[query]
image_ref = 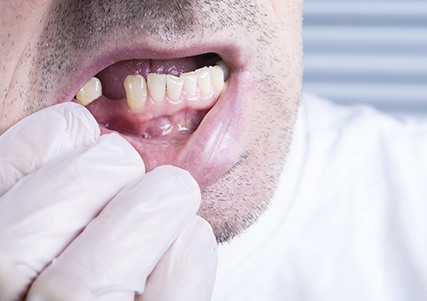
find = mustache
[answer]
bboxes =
[52,0,198,47]
[32,0,263,104]
[34,0,204,90]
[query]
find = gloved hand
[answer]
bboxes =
[0,103,218,301]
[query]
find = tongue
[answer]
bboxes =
[97,54,214,100]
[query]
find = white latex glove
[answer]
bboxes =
[0,103,218,301]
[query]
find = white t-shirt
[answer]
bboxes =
[213,93,427,301]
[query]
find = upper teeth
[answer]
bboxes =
[76,62,229,110]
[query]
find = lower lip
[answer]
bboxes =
[97,74,245,189]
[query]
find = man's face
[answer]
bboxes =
[0,0,303,242]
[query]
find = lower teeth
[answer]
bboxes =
[75,62,228,110]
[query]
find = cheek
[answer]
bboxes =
[0,1,55,133]
[259,0,303,21]
[0,1,51,30]
[0,1,53,57]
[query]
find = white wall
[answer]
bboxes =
[303,0,427,116]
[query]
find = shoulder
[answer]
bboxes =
[301,92,427,135]
[299,92,427,164]
[280,93,427,300]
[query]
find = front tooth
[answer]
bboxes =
[76,77,102,106]
[195,67,211,97]
[182,72,197,99]
[166,75,184,103]
[124,75,147,111]
[147,73,166,103]
[209,65,225,93]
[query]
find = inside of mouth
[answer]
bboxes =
[86,52,223,141]
[102,108,208,142]
[96,53,221,100]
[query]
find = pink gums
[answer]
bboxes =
[82,55,241,189]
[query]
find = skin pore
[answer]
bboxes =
[0,0,303,243]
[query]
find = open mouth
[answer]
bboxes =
[70,48,245,189]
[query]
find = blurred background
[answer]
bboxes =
[303,0,427,117]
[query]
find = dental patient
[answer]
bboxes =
[76,55,228,175]
[0,1,302,299]
[2,0,427,300]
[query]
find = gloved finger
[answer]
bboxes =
[26,166,201,301]
[0,133,144,301]
[0,102,100,196]
[137,216,218,301]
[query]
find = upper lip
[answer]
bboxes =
[59,40,249,189]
